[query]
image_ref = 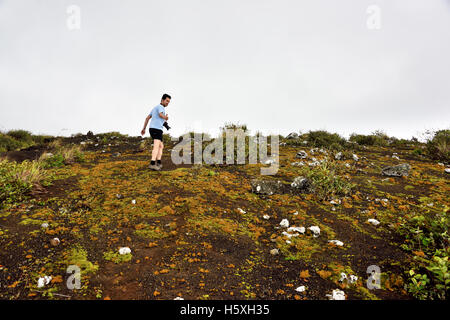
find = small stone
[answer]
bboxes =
[327,289,346,300]
[263,215,270,220]
[328,240,344,246]
[339,273,347,282]
[50,238,60,246]
[308,226,320,237]
[280,219,289,228]
[445,168,450,174]
[349,275,358,283]
[41,222,49,228]
[367,218,380,226]
[287,226,305,234]
[270,249,279,255]
[295,286,306,292]
[119,247,131,255]
[296,150,308,159]
[352,154,359,161]
[37,276,52,288]
[131,199,136,204]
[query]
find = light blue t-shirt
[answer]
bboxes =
[149,104,166,130]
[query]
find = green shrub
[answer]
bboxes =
[349,130,389,146]
[426,129,450,162]
[0,134,22,153]
[41,154,65,168]
[6,130,33,143]
[306,130,347,150]
[0,159,47,204]
[400,208,449,300]
[297,160,355,200]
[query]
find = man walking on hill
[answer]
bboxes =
[141,94,170,170]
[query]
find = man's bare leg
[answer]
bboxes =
[156,141,163,160]
[151,140,160,161]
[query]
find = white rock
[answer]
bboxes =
[352,154,359,161]
[287,226,305,234]
[263,215,270,220]
[308,226,320,237]
[280,219,289,228]
[270,248,279,255]
[295,286,306,292]
[349,275,358,283]
[392,155,400,160]
[119,247,131,255]
[328,240,344,246]
[345,163,351,168]
[367,219,380,226]
[237,208,246,214]
[330,199,341,205]
[293,211,299,216]
[282,231,295,239]
[438,162,444,166]
[286,240,292,244]
[445,168,450,174]
[339,273,347,282]
[41,222,49,228]
[174,297,184,300]
[327,289,346,300]
[131,199,136,204]
[37,276,52,288]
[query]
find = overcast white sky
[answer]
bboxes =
[1,0,449,139]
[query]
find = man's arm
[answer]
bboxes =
[141,114,151,135]
[159,112,168,121]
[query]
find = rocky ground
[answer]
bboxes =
[0,132,448,300]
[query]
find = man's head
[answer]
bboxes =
[161,93,171,107]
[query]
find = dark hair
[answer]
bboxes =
[161,93,171,100]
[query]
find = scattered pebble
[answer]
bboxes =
[131,199,136,204]
[367,218,380,226]
[237,208,246,214]
[339,273,347,282]
[352,154,359,161]
[328,240,344,246]
[37,276,52,288]
[50,238,60,246]
[41,223,49,228]
[119,247,131,255]
[174,297,184,300]
[327,289,346,300]
[295,286,306,293]
[287,226,305,234]
[270,249,279,255]
[445,168,450,174]
[308,226,320,237]
[280,219,289,228]
[263,215,270,220]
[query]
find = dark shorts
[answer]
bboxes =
[149,128,163,141]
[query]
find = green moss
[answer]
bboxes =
[64,246,99,275]
[356,286,380,300]
[103,250,132,263]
